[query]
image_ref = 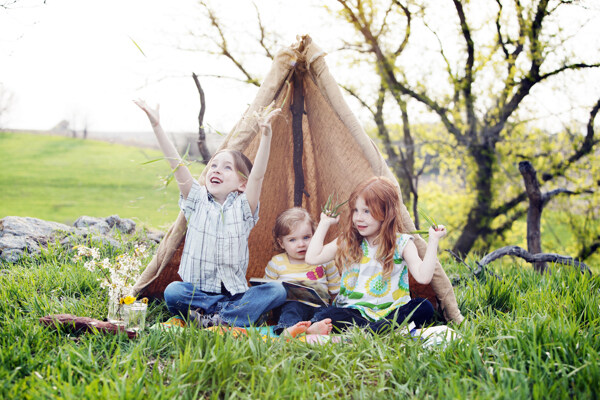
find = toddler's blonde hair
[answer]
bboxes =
[272,207,316,252]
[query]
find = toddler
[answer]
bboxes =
[264,207,340,336]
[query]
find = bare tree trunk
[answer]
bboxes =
[192,72,212,163]
[452,144,495,255]
[519,161,548,272]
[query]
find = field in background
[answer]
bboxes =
[0,132,205,230]
[1,131,597,269]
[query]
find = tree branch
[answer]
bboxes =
[452,0,476,137]
[192,73,212,163]
[336,0,464,142]
[578,236,600,261]
[542,95,600,181]
[200,1,261,87]
[253,2,274,60]
[391,0,411,55]
[445,249,502,281]
[479,245,591,275]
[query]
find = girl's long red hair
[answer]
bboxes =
[335,176,403,279]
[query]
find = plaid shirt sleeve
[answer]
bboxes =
[178,180,206,221]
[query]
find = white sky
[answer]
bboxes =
[1,0,599,135]
[0,0,344,133]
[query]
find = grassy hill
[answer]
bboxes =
[1,132,598,399]
[0,132,205,230]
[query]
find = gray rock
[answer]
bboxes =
[105,215,136,234]
[1,249,24,263]
[0,215,151,263]
[92,236,122,249]
[0,234,40,253]
[0,216,75,238]
[146,231,165,243]
[74,216,111,235]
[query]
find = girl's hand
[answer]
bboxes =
[133,99,160,127]
[428,224,447,241]
[319,212,340,227]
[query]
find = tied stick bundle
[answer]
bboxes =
[322,193,348,217]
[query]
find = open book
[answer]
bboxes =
[249,278,330,307]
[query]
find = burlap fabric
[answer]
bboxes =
[132,35,464,323]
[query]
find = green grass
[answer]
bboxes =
[1,240,598,399]
[1,133,598,398]
[0,132,204,230]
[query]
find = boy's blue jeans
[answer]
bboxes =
[164,281,287,327]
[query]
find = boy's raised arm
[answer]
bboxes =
[134,99,195,199]
[244,107,281,214]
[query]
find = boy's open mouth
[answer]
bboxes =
[210,177,222,184]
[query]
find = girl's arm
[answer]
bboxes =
[402,225,447,285]
[133,100,195,199]
[305,213,339,265]
[244,107,281,214]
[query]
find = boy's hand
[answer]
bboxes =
[133,99,160,127]
[428,225,447,241]
[319,212,340,227]
[257,107,281,137]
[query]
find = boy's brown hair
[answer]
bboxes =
[210,149,253,183]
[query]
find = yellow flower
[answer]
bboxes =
[121,295,136,305]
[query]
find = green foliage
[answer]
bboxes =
[1,239,599,399]
[372,120,600,267]
[0,132,204,229]
[338,0,600,258]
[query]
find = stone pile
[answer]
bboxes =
[0,215,164,263]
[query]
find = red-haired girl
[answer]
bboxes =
[305,176,447,333]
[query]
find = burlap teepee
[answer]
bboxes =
[132,35,464,323]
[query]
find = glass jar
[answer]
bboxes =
[124,301,148,332]
[107,297,125,326]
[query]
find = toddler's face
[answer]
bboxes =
[278,219,313,264]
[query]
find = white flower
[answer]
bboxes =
[83,261,96,272]
[101,258,111,269]
[90,248,100,260]
[76,245,147,307]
